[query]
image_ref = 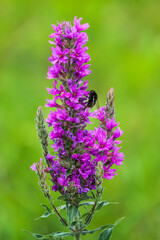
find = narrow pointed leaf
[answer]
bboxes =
[98,217,125,240]
[79,201,95,207]
[57,205,66,210]
[56,201,111,210]
[70,219,83,228]
[80,212,89,220]
[40,231,74,239]
[22,229,43,239]
[41,204,52,213]
[90,191,95,199]
[114,217,125,226]
[84,213,93,226]
[60,217,67,227]
[79,201,115,208]
[81,224,114,235]
[70,220,78,227]
[96,202,105,211]
[98,228,113,240]
[35,211,54,220]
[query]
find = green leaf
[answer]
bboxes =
[84,213,93,226]
[59,217,67,227]
[114,217,125,226]
[57,205,67,210]
[69,219,82,228]
[98,228,113,240]
[70,220,78,227]
[80,217,124,237]
[22,230,43,239]
[84,206,89,211]
[79,201,95,207]
[34,204,54,221]
[98,217,125,240]
[96,202,105,211]
[79,200,115,208]
[35,211,53,220]
[81,224,114,236]
[41,204,52,213]
[23,229,73,239]
[80,212,89,220]
[40,231,74,239]
[90,191,95,199]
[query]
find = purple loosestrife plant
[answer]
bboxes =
[27,17,125,240]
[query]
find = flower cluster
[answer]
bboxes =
[31,17,124,201]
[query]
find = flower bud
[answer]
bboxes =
[105,88,115,120]
[95,161,104,200]
[35,106,49,162]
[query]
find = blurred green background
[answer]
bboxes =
[1,0,160,239]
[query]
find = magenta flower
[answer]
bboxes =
[70,43,90,62]
[75,61,91,77]
[49,46,69,64]
[103,167,117,180]
[73,16,89,32]
[92,106,106,122]
[30,158,42,172]
[112,127,123,139]
[106,118,119,131]
[47,64,64,79]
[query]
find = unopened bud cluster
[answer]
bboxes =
[105,88,115,120]
[95,161,104,200]
[35,106,49,161]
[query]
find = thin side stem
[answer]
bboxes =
[50,201,68,226]
[48,196,76,233]
[78,202,97,232]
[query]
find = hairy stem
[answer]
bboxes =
[75,211,81,240]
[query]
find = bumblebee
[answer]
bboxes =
[86,90,98,108]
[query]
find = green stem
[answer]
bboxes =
[74,210,81,240]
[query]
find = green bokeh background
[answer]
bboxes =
[1,0,160,239]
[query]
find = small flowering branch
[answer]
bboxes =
[32,159,68,227]
[35,108,77,233]
[27,17,125,240]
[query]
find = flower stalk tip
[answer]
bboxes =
[35,106,49,161]
[105,87,115,120]
[96,161,104,200]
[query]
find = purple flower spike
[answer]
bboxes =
[32,17,124,198]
